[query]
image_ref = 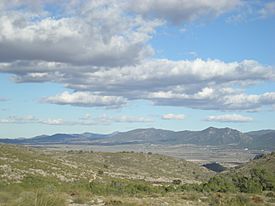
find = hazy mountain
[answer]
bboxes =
[95,128,177,145]
[0,132,109,145]
[109,127,274,149]
[183,127,253,146]
[95,127,253,146]
[0,127,274,149]
[245,130,275,137]
[249,131,275,149]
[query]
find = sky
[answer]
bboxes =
[0,0,275,138]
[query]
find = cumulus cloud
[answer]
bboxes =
[1,58,274,110]
[10,58,270,92]
[0,0,243,67]
[205,114,253,123]
[161,113,185,120]
[0,0,159,66]
[2,59,273,85]
[42,91,127,108]
[128,0,241,24]
[193,91,275,112]
[149,89,275,111]
[63,59,273,91]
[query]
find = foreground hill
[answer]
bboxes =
[0,144,274,206]
[0,144,212,185]
[0,144,214,206]
[1,127,274,150]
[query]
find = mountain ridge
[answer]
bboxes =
[1,127,274,149]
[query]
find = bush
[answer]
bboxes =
[98,170,104,175]
[89,178,163,196]
[203,176,237,193]
[172,179,182,185]
[246,179,262,193]
[199,167,275,194]
[266,191,275,197]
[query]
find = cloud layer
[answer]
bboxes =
[0,0,274,113]
[43,91,127,108]
[1,58,274,111]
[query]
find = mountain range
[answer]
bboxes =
[1,127,275,150]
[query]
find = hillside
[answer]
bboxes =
[230,152,275,179]
[1,144,275,206]
[247,131,275,149]
[198,152,275,194]
[0,144,216,206]
[0,144,212,185]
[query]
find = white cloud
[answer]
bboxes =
[42,91,127,108]
[1,58,274,110]
[161,113,185,120]
[0,0,243,67]
[47,58,272,94]
[39,119,66,125]
[128,0,241,24]
[0,0,160,66]
[205,114,253,123]
[150,89,275,111]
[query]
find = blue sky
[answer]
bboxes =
[0,0,275,138]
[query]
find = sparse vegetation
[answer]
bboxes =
[0,144,274,205]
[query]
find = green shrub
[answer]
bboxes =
[198,167,275,194]
[89,178,163,196]
[172,179,182,185]
[203,176,237,193]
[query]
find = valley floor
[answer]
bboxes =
[34,143,267,167]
